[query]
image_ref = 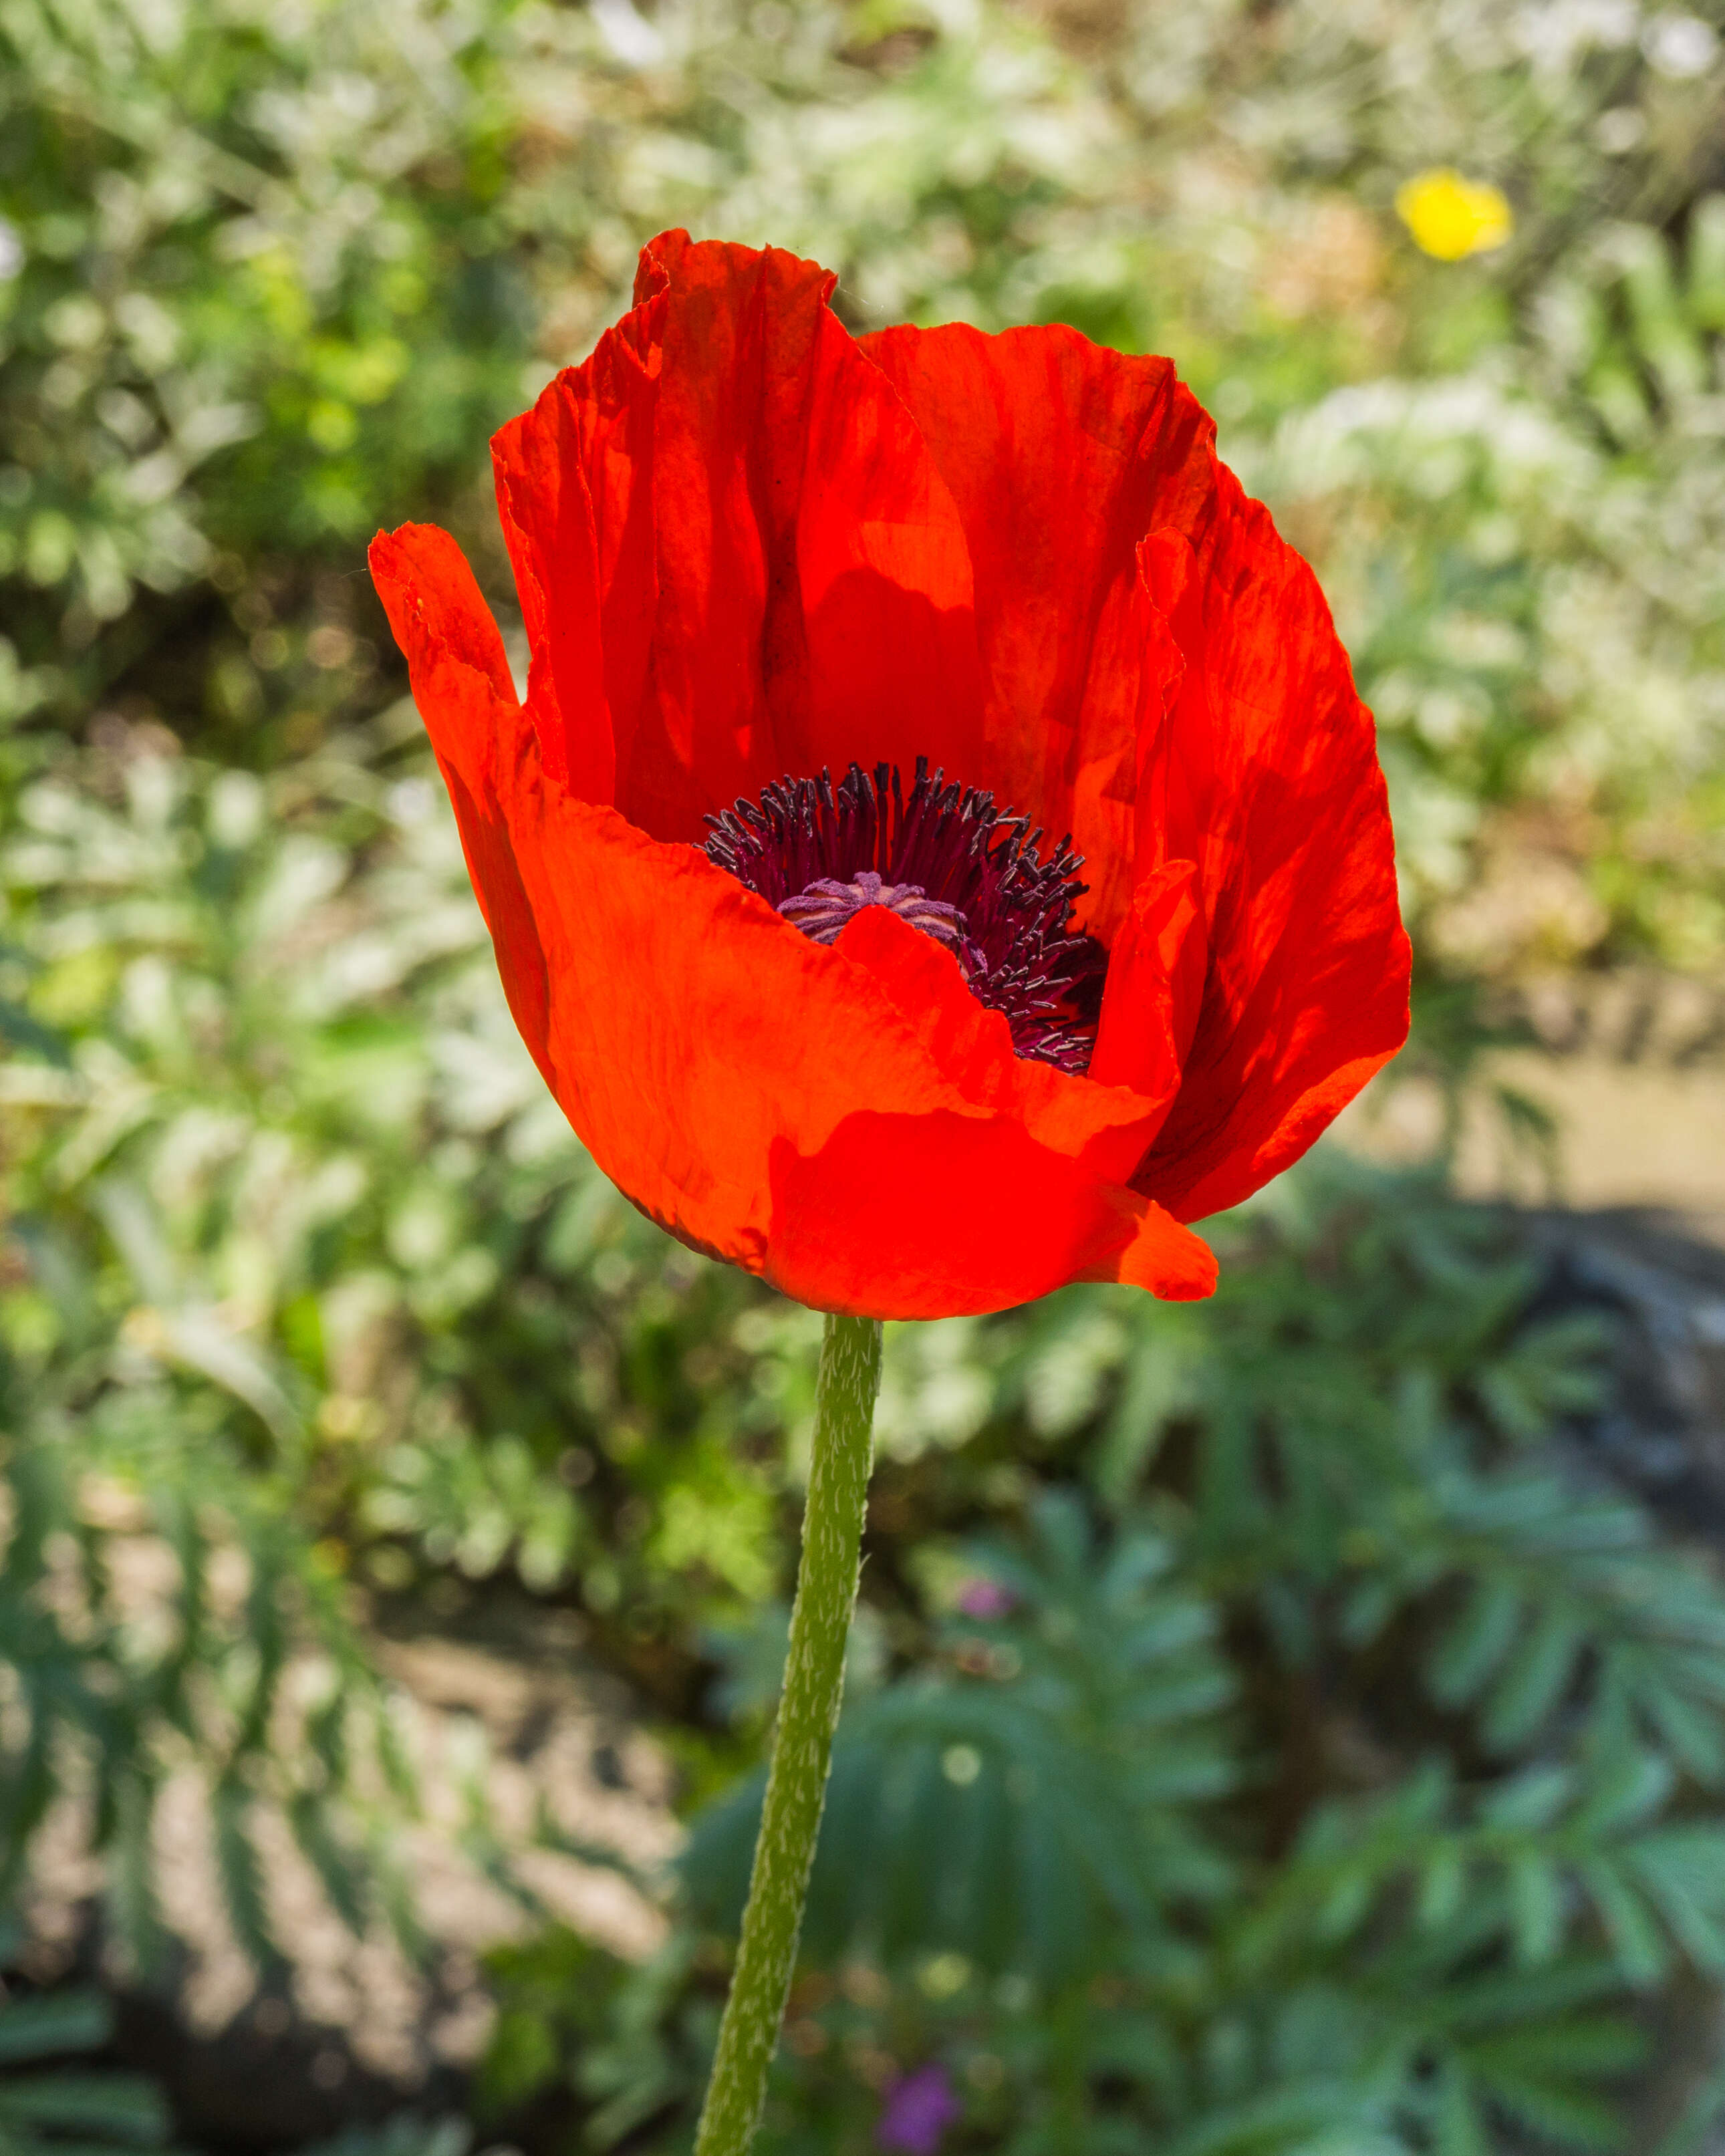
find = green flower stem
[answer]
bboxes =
[694,1310,884,2156]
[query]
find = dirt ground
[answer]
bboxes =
[19,1604,681,2147]
[1345,967,1725,1235]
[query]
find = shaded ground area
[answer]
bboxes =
[1351,966,1725,1534]
[1526,1208,1725,1538]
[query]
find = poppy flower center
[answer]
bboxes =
[704,759,1107,1073]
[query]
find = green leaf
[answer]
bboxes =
[1482,1609,1583,1751]
[0,2073,170,2143]
[0,1992,113,2065]
[214,1779,282,1975]
[1506,1855,1565,1966]
[1577,1859,1666,1992]
[1430,1581,1521,1709]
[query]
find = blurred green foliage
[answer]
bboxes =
[468,1182,1725,2154]
[3,0,1724,961]
[0,1933,172,2156]
[5,0,1725,2151]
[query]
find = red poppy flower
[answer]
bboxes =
[370,230,1410,1321]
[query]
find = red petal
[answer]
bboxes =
[491,375,616,805]
[863,320,1408,1217]
[493,231,988,844]
[1131,515,1411,1221]
[769,1113,1216,1315]
[1089,858,1206,1101]
[369,525,553,1086]
[857,321,1200,940]
[829,903,1175,1187]
[370,519,1214,1316]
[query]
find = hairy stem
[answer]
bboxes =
[692,1311,884,2156]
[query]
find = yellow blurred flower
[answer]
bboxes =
[1394,169,1514,261]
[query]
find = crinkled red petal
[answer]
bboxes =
[1127,516,1411,1222]
[857,319,1200,944]
[857,315,1410,1218]
[493,231,990,847]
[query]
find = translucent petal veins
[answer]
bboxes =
[704,759,1107,1073]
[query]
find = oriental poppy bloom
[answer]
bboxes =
[370,230,1410,1321]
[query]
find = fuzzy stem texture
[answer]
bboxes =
[692,1311,884,2156]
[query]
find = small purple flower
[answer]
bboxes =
[954,1578,1014,1621]
[877,2063,961,2156]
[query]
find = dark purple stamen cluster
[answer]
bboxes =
[704,759,1107,1072]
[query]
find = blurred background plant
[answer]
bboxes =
[5,0,1725,2151]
